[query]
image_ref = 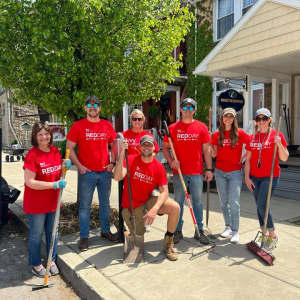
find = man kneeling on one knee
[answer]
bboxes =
[114,136,180,261]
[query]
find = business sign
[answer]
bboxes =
[218,89,245,112]
[21,122,31,131]
[48,123,66,141]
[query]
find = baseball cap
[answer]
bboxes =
[255,108,271,118]
[181,98,197,109]
[85,95,100,105]
[140,135,155,145]
[222,107,236,117]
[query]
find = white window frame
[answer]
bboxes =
[213,0,256,42]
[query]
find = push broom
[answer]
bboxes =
[32,149,70,290]
[246,107,283,266]
[163,121,215,260]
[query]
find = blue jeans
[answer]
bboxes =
[250,175,279,231]
[215,169,242,232]
[173,174,203,231]
[78,170,112,237]
[27,211,58,266]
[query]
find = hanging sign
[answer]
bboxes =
[21,122,31,131]
[218,89,245,112]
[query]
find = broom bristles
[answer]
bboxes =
[246,241,275,266]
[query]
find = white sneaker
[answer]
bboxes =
[220,226,232,238]
[230,231,239,243]
[144,224,151,232]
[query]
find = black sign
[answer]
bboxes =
[218,89,244,112]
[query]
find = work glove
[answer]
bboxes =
[53,180,67,189]
[63,159,71,169]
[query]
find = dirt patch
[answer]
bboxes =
[58,202,119,236]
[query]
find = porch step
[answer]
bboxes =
[242,168,300,201]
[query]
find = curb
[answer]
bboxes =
[10,202,131,300]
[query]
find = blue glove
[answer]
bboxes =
[53,180,67,189]
[63,159,71,169]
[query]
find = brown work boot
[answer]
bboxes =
[173,230,183,244]
[78,238,89,251]
[163,235,178,261]
[101,231,119,243]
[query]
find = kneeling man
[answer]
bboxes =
[114,135,180,261]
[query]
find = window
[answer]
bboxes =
[217,0,234,40]
[242,0,256,15]
[215,0,257,41]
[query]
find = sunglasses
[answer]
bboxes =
[86,103,99,108]
[131,118,142,122]
[255,116,269,122]
[182,106,195,111]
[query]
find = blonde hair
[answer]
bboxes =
[130,109,145,120]
[218,115,239,148]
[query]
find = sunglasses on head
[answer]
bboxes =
[182,106,195,111]
[131,117,142,121]
[86,103,99,108]
[255,116,269,122]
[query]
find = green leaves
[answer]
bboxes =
[0,0,192,122]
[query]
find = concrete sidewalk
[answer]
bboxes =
[2,154,300,300]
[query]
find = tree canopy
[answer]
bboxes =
[0,0,192,121]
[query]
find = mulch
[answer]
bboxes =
[58,202,119,236]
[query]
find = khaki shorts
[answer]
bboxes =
[122,195,168,236]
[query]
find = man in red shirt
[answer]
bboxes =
[67,96,117,251]
[162,98,213,244]
[114,135,180,261]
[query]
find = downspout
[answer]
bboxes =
[6,89,20,145]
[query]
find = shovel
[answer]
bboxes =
[123,149,145,263]
[32,149,70,291]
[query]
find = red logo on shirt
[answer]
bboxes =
[41,164,62,174]
[133,171,154,184]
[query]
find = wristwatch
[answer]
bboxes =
[111,162,116,166]
[206,168,213,172]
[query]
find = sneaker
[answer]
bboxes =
[101,231,119,243]
[144,224,151,232]
[32,267,47,278]
[194,229,209,245]
[173,231,183,244]
[50,263,59,276]
[220,226,232,238]
[258,234,268,243]
[163,236,178,261]
[230,231,239,243]
[264,236,278,250]
[78,238,89,251]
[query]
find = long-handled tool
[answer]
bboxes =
[32,149,70,291]
[163,121,215,259]
[246,107,283,266]
[203,108,217,240]
[123,149,145,263]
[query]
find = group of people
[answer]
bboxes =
[23,95,289,276]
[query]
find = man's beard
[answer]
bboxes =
[141,151,153,158]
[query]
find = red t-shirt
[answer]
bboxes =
[122,130,160,155]
[211,129,249,172]
[245,130,287,178]
[67,118,116,171]
[163,120,210,175]
[122,155,168,209]
[23,146,62,214]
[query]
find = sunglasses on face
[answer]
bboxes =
[255,116,269,122]
[86,103,99,108]
[131,118,142,122]
[182,106,195,111]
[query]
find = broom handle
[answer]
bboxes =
[206,108,212,227]
[262,108,283,244]
[44,149,70,286]
[125,149,136,236]
[163,121,199,235]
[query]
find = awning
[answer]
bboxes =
[193,0,300,83]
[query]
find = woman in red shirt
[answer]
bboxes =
[211,108,249,243]
[245,108,289,250]
[23,121,69,277]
